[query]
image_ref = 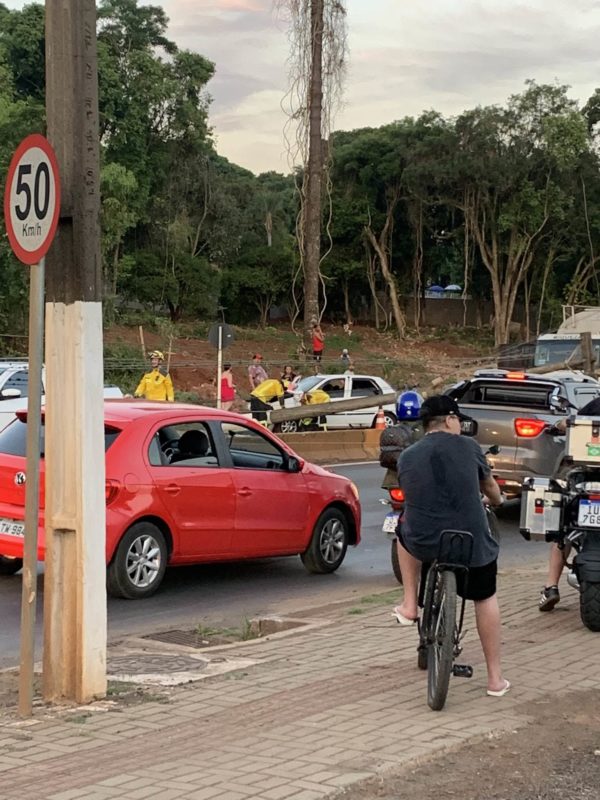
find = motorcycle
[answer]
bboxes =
[382,445,501,584]
[520,408,600,632]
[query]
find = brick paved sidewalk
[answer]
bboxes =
[1,568,598,800]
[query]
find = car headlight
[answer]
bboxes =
[349,481,360,500]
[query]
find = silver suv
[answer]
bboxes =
[446,370,600,498]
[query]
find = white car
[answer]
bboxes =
[0,360,123,431]
[272,373,397,433]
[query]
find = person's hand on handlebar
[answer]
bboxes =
[546,419,567,436]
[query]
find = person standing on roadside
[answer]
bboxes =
[220,363,235,411]
[134,350,174,402]
[312,323,325,363]
[281,364,298,390]
[248,353,268,391]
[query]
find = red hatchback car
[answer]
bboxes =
[0,401,361,598]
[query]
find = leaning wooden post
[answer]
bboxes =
[43,0,107,703]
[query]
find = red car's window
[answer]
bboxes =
[220,422,286,471]
[0,418,121,457]
[150,422,218,468]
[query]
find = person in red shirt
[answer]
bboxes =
[312,323,325,362]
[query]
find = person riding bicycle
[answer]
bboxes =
[539,395,600,611]
[392,395,510,697]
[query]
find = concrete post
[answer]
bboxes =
[43,0,107,703]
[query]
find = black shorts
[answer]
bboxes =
[396,530,497,601]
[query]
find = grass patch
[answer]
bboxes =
[347,589,400,615]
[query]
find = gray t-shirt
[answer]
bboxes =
[397,432,498,567]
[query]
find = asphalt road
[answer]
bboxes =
[0,462,547,669]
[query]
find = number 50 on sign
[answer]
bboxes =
[3,133,61,265]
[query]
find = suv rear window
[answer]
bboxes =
[0,419,121,457]
[455,381,554,409]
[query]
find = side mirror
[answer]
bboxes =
[0,389,21,400]
[287,455,304,473]
[460,419,478,437]
[549,389,572,414]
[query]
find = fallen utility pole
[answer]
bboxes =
[269,392,399,424]
[43,0,107,703]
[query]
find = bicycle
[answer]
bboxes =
[416,530,474,711]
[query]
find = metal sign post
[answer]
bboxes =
[3,133,61,716]
[208,322,234,411]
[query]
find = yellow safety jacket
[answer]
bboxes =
[250,379,285,404]
[303,389,330,405]
[135,369,174,402]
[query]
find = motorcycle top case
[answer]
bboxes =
[520,477,564,541]
[565,416,600,464]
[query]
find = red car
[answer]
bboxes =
[0,401,361,598]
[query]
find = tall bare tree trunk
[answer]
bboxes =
[303,0,324,348]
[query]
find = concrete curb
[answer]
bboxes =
[280,428,382,464]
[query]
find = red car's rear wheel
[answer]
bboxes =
[107,522,167,599]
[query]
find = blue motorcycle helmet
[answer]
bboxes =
[396,390,423,420]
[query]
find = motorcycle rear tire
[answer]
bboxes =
[390,539,403,584]
[579,581,600,632]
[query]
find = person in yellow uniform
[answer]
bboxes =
[299,388,330,430]
[134,350,174,402]
[250,378,285,422]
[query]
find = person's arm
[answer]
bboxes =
[134,375,146,398]
[165,374,174,402]
[248,366,255,390]
[480,473,503,507]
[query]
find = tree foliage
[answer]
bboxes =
[1,1,600,346]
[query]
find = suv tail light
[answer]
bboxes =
[389,488,405,503]
[514,418,546,438]
[105,479,121,505]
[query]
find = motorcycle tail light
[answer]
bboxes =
[389,488,405,503]
[514,418,546,438]
[105,479,120,505]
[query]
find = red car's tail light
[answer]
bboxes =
[105,479,121,505]
[514,418,546,438]
[389,488,405,503]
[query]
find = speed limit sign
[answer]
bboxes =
[3,133,61,265]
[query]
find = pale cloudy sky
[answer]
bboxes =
[5,1,600,173]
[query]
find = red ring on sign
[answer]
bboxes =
[3,133,61,265]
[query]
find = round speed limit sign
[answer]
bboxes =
[3,133,61,265]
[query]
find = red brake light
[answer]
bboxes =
[389,488,405,503]
[506,372,526,380]
[514,418,546,438]
[105,479,120,505]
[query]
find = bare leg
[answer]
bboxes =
[546,542,569,586]
[394,541,421,620]
[474,595,505,692]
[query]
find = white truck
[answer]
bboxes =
[534,306,600,368]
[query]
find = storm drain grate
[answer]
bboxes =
[141,630,235,649]
[142,618,307,650]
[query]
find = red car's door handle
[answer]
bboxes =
[238,488,252,497]
[163,484,181,496]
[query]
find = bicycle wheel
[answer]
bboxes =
[427,569,457,711]
[417,566,436,671]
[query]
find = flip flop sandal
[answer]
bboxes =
[487,680,511,697]
[392,607,417,626]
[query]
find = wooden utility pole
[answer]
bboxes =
[43,0,107,702]
[303,0,324,350]
[581,332,596,376]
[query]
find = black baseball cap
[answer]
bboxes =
[420,394,472,423]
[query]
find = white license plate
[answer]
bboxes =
[577,500,600,527]
[0,519,25,537]
[382,512,399,534]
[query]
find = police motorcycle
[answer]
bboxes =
[520,392,600,632]
[381,392,499,583]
